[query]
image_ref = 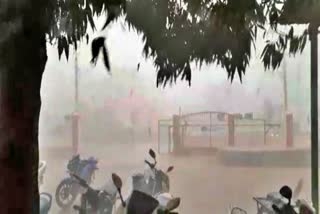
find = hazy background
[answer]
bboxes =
[39,16,312,146]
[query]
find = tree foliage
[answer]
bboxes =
[46,0,317,87]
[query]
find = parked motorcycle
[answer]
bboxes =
[112,173,180,214]
[230,179,315,214]
[71,173,116,214]
[55,155,99,208]
[38,160,52,214]
[132,149,174,197]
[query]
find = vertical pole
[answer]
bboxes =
[263,120,266,145]
[227,114,235,147]
[282,57,288,143]
[72,113,79,155]
[158,120,160,154]
[310,24,319,214]
[75,51,79,109]
[168,126,171,153]
[73,50,79,155]
[209,113,212,147]
[286,113,293,148]
[283,57,288,113]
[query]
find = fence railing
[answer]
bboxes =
[158,112,286,154]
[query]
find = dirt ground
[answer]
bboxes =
[40,141,311,214]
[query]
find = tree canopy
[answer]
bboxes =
[47,0,317,87]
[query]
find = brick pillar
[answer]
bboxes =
[286,113,293,148]
[172,115,182,153]
[227,114,235,147]
[72,112,80,155]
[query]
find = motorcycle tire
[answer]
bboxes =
[55,178,78,208]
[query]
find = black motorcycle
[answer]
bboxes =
[72,173,116,214]
[55,155,99,208]
[132,149,174,197]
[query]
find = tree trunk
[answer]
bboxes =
[0,1,48,213]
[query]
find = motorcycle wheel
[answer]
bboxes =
[55,178,78,208]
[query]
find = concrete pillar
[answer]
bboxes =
[72,112,80,155]
[286,113,293,148]
[227,114,235,147]
[172,115,182,153]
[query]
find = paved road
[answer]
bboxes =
[40,143,311,214]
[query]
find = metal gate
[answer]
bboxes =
[157,112,281,154]
[180,111,228,148]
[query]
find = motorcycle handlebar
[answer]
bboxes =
[144,160,156,169]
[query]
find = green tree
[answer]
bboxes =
[0,0,319,213]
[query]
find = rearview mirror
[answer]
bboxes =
[112,173,126,207]
[279,185,292,203]
[166,197,181,211]
[149,149,156,159]
[112,173,122,190]
[167,166,174,173]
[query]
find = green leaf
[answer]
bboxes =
[102,45,111,71]
[288,27,294,39]
[61,36,69,60]
[86,8,96,31]
[58,36,64,60]
[300,34,307,53]
[86,34,89,45]
[91,37,106,65]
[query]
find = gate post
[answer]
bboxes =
[72,112,80,155]
[227,114,235,147]
[172,115,182,154]
[286,113,293,148]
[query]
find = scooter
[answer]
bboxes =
[38,161,52,214]
[230,179,315,214]
[271,182,315,214]
[112,173,180,214]
[55,155,99,208]
[131,149,174,197]
[71,173,116,214]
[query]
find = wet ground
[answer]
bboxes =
[40,142,311,214]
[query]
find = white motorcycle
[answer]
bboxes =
[131,149,174,197]
[111,173,180,214]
